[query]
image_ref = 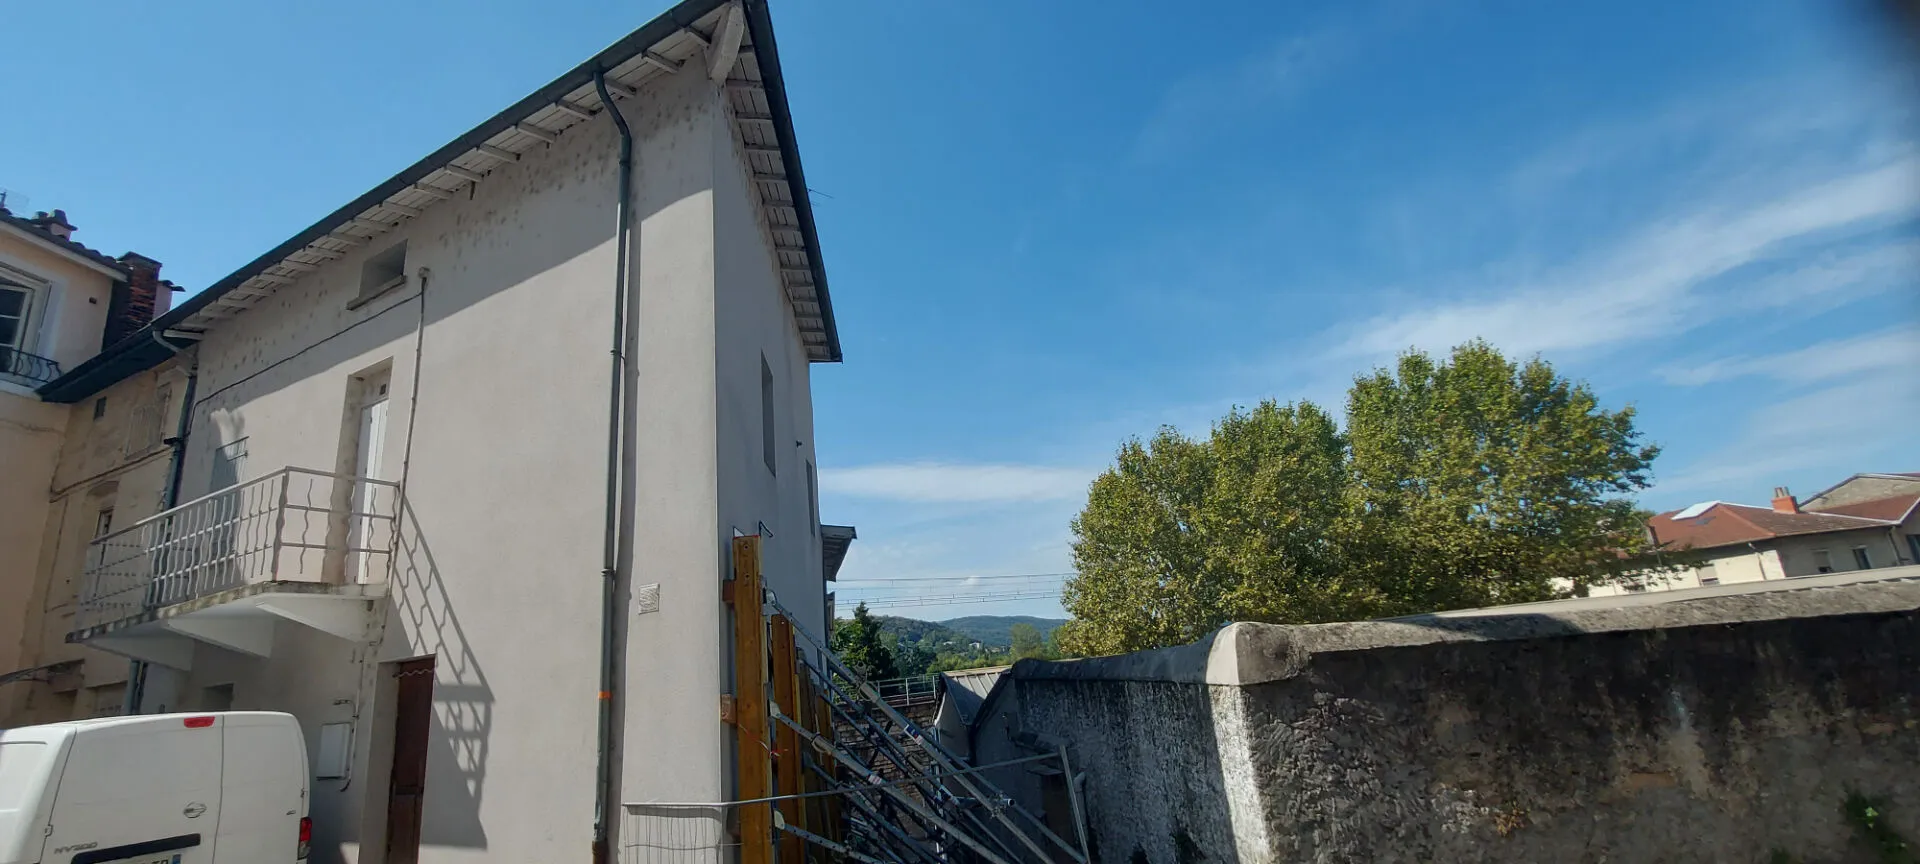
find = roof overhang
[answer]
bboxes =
[821,524,857,581]
[39,0,839,404]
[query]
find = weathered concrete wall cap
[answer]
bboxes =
[1016,574,1920,687]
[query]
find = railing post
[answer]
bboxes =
[270,468,290,582]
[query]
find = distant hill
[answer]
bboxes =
[939,616,1068,648]
[874,616,970,649]
[872,615,1068,649]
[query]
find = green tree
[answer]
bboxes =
[1344,341,1659,614]
[891,638,935,677]
[831,602,898,680]
[1008,622,1058,661]
[1059,341,1659,656]
[1060,401,1357,655]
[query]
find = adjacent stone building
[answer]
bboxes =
[0,205,181,720]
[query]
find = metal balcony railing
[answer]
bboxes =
[76,467,401,633]
[865,674,941,708]
[0,346,60,387]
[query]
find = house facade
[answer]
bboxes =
[1593,474,1920,597]
[0,206,180,719]
[4,1,849,862]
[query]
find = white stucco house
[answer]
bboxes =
[1592,474,1920,597]
[18,1,850,861]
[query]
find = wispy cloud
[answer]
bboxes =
[1652,370,1920,499]
[1129,24,1350,164]
[1660,326,1920,386]
[821,462,1094,504]
[1337,155,1920,360]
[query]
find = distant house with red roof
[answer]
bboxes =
[1590,472,1920,596]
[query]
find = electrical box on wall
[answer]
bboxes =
[316,721,353,780]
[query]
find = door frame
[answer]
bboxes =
[362,654,435,864]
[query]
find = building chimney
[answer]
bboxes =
[103,252,165,348]
[1771,486,1800,514]
[27,209,76,240]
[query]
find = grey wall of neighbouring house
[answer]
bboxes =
[976,582,1920,864]
[1804,476,1920,510]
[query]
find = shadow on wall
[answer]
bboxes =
[388,498,492,851]
[619,804,731,864]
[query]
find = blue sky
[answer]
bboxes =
[7,0,1917,620]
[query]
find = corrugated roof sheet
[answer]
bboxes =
[938,666,1008,726]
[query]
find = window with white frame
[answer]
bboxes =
[0,280,30,352]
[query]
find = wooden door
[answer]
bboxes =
[385,657,435,864]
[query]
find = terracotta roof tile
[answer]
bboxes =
[0,207,130,275]
[1650,502,1896,552]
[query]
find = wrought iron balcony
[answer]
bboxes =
[0,345,60,387]
[72,467,400,663]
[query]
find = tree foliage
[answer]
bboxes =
[831,602,898,680]
[1059,342,1660,656]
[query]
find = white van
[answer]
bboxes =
[0,712,309,864]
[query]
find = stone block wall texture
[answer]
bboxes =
[1009,608,1920,863]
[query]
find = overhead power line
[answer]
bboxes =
[839,580,1067,595]
[837,571,1074,585]
[852,590,1063,610]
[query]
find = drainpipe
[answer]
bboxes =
[591,68,634,864]
[122,329,201,715]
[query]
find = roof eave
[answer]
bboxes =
[39,0,840,403]
[741,0,840,362]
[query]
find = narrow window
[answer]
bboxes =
[1853,546,1873,570]
[149,383,172,445]
[1908,534,1920,564]
[761,355,776,476]
[807,461,818,536]
[1812,549,1833,574]
[94,508,114,538]
[93,397,107,419]
[0,283,28,351]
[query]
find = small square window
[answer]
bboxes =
[349,241,407,310]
